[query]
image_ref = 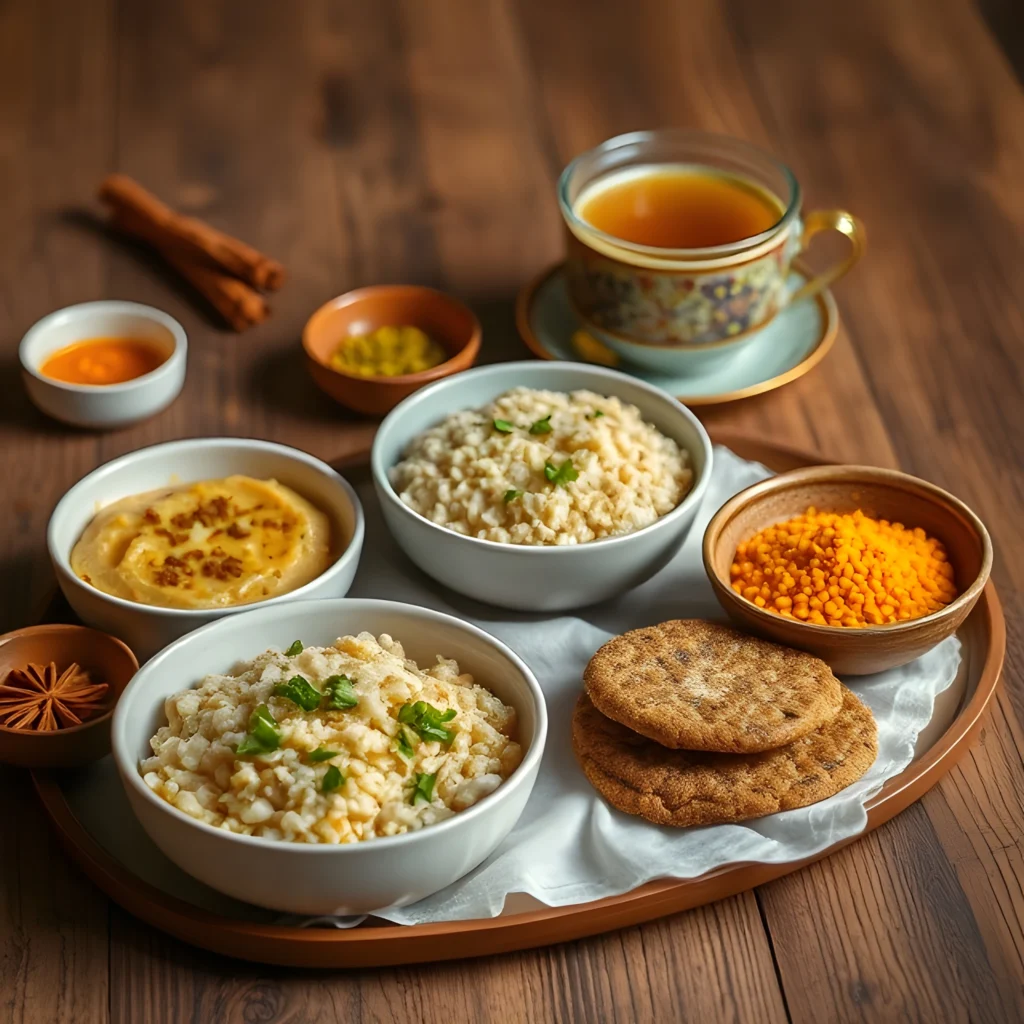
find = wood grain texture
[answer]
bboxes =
[0,0,1022,1021]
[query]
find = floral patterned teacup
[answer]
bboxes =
[559,131,864,374]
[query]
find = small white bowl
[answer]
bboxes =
[112,598,547,916]
[371,361,713,611]
[48,438,365,660]
[20,300,187,429]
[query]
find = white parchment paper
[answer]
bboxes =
[341,446,960,925]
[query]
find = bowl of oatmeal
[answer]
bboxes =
[372,362,713,610]
[112,598,545,916]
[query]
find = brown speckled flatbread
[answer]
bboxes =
[572,687,877,828]
[584,620,843,754]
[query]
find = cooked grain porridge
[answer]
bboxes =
[140,633,523,843]
[389,388,692,545]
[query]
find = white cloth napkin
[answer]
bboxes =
[337,445,960,925]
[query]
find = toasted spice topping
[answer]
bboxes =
[171,496,231,530]
[201,555,244,580]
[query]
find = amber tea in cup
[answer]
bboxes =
[558,130,864,373]
[575,166,785,250]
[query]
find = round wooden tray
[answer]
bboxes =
[30,435,1006,968]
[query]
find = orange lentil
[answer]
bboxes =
[730,506,957,627]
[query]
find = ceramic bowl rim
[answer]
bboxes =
[46,437,366,621]
[302,285,482,387]
[19,300,188,395]
[370,360,714,556]
[0,623,139,738]
[111,597,548,855]
[702,464,994,636]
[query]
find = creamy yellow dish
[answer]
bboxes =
[71,475,333,610]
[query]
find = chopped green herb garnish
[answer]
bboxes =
[493,418,515,433]
[284,640,304,657]
[503,489,523,503]
[393,724,418,761]
[235,704,280,756]
[307,746,339,763]
[411,771,436,805]
[322,765,344,793]
[273,675,322,712]
[544,458,578,488]
[587,409,605,419]
[397,701,457,744]
[323,674,358,710]
[528,415,552,435]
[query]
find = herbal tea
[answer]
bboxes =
[575,166,783,249]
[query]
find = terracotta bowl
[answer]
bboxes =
[303,285,481,416]
[0,624,139,768]
[702,465,993,675]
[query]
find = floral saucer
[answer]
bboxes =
[515,262,838,405]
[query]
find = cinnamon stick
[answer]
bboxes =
[99,174,286,291]
[110,208,270,332]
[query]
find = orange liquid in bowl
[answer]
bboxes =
[39,337,168,386]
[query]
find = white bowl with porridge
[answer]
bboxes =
[372,362,713,610]
[111,598,546,915]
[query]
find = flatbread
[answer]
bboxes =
[584,619,842,753]
[572,687,877,828]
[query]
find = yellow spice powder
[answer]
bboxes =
[730,507,957,627]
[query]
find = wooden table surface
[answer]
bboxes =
[2,1,1023,1021]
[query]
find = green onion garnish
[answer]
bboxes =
[529,415,552,435]
[411,772,436,805]
[393,724,418,761]
[235,704,280,756]
[273,675,322,712]
[587,410,605,419]
[397,701,457,744]
[284,640,304,657]
[544,458,578,488]
[493,419,515,433]
[323,674,358,710]
[503,489,523,503]
[322,765,344,793]
[307,747,339,763]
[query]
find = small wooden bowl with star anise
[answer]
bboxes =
[0,624,138,767]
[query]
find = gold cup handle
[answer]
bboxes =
[790,209,866,303]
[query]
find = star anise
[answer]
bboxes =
[0,661,110,731]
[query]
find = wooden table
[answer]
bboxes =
[2,1,1022,1020]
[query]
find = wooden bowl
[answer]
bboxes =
[702,465,992,675]
[303,285,481,416]
[0,624,138,767]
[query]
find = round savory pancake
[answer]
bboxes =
[583,619,842,753]
[572,687,877,828]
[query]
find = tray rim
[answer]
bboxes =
[30,434,1007,968]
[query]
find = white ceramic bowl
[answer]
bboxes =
[112,598,547,916]
[371,361,714,611]
[48,438,364,661]
[20,301,187,429]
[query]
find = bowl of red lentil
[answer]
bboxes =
[702,465,992,674]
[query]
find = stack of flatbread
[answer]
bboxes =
[574,620,878,827]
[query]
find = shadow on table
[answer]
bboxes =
[0,356,63,433]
